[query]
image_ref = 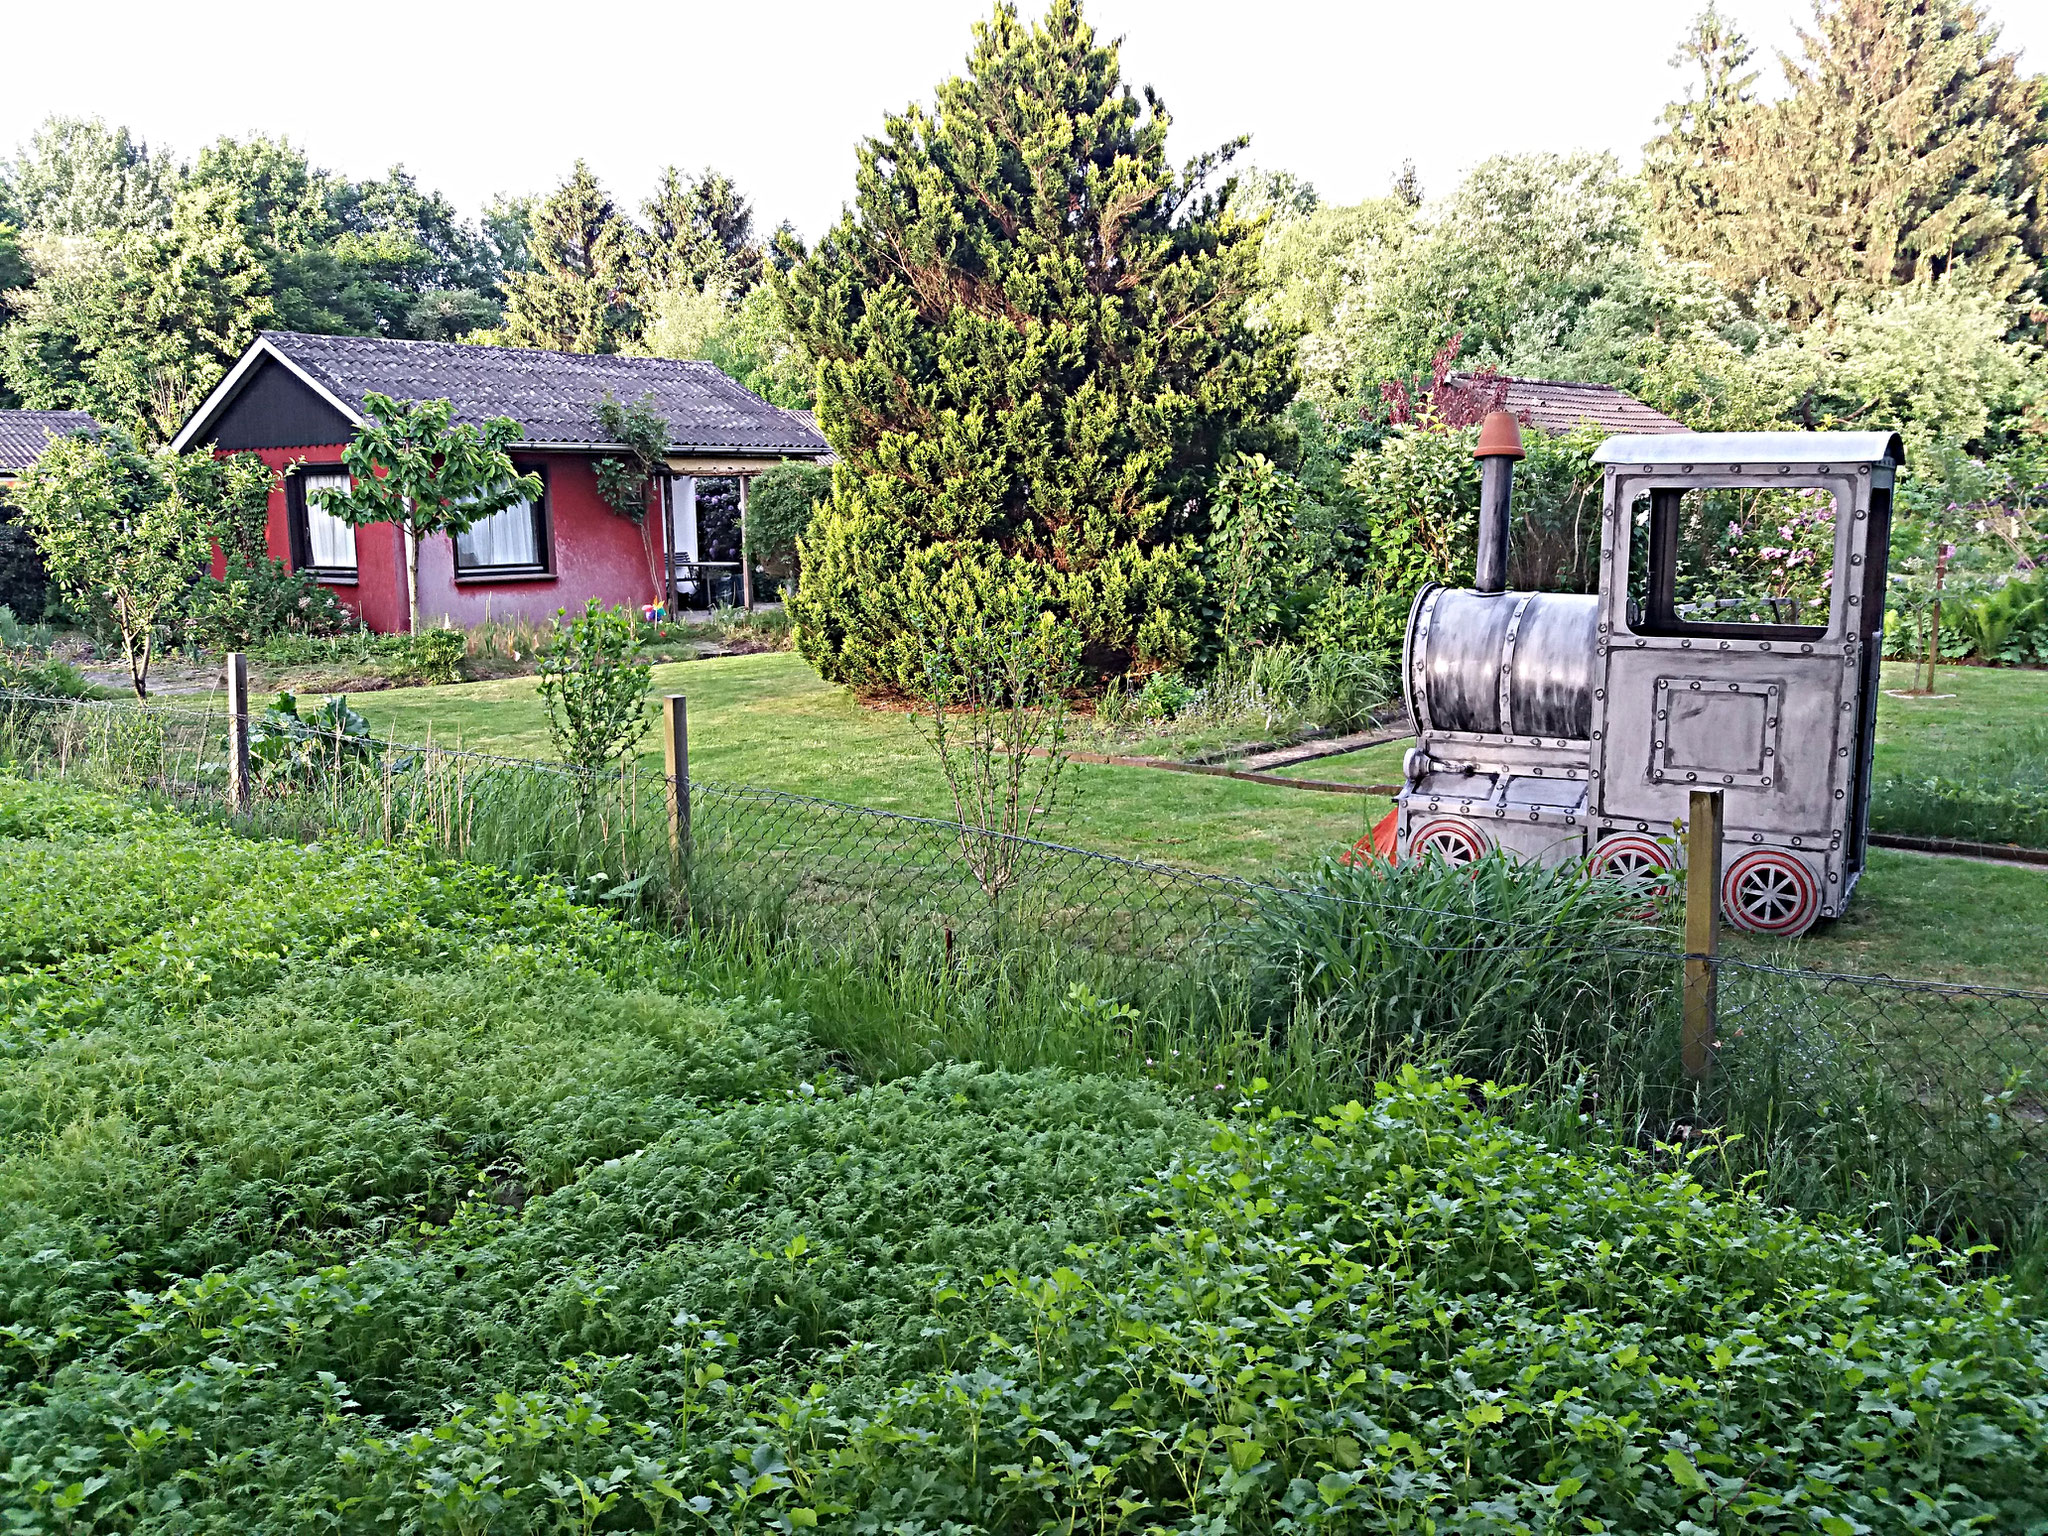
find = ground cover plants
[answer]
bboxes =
[1,776,2046,1531]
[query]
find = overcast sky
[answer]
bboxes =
[8,0,2045,241]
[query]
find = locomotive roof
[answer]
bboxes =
[1592,431,1905,468]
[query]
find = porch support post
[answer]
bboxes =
[738,473,754,611]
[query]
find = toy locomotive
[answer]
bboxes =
[1392,414,1905,936]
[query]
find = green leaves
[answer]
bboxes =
[8,429,258,696]
[309,391,540,633]
[780,0,1292,690]
[536,599,653,779]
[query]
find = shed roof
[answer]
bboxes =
[1448,373,1687,437]
[172,332,829,458]
[0,410,102,473]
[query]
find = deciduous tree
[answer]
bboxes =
[11,431,272,696]
[310,392,541,634]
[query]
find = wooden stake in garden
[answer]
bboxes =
[1683,789,1723,1082]
[664,694,690,859]
[226,651,250,815]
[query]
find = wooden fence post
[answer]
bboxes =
[226,651,250,814]
[664,694,690,859]
[1682,788,1723,1082]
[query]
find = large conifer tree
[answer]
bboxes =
[778,0,1292,693]
[1646,0,2047,323]
[499,162,641,353]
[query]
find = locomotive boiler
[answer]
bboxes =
[1392,414,1904,936]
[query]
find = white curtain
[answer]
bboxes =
[302,471,356,571]
[456,495,540,570]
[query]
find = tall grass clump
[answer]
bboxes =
[1245,848,1678,1085]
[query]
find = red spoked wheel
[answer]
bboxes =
[1343,808,1402,867]
[1722,849,1821,935]
[1407,817,1491,867]
[1587,832,1676,920]
[1587,833,1675,882]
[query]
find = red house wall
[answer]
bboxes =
[239,447,664,634]
[416,453,665,630]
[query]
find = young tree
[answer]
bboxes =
[10,431,272,696]
[777,0,1292,694]
[310,392,541,634]
[498,162,641,353]
[910,594,1083,903]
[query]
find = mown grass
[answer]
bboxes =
[3,777,2046,1534]
[348,652,1385,877]
[341,652,2046,987]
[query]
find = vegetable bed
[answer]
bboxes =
[1,778,2044,1533]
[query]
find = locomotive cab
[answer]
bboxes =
[1394,421,1903,936]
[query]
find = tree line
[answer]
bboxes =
[0,126,803,444]
[3,0,2043,691]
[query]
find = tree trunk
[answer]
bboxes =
[404,523,421,635]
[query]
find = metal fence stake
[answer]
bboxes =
[664,694,690,858]
[226,652,250,815]
[1683,788,1723,1082]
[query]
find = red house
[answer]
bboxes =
[170,331,829,633]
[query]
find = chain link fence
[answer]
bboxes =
[2,684,2043,1247]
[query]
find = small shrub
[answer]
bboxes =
[247,691,384,785]
[537,599,653,778]
[183,555,352,651]
[745,460,832,578]
[394,625,466,686]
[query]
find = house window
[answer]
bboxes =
[455,464,552,578]
[289,468,358,580]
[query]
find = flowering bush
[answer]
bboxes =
[1682,487,1837,626]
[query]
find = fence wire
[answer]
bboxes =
[2,685,2044,1244]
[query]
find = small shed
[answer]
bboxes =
[170,333,829,631]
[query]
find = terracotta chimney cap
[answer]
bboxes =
[1474,411,1526,460]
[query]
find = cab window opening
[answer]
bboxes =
[1624,484,1837,638]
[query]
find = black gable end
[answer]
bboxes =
[205,358,356,451]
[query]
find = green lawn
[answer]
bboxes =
[352,653,1385,878]
[1872,660,2047,779]
[348,652,2046,986]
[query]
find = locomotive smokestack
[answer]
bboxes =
[1472,411,1525,595]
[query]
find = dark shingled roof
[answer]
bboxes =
[1449,373,1687,437]
[0,410,102,472]
[260,331,828,456]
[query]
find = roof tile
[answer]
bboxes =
[0,410,102,472]
[261,332,828,456]
[1449,373,1687,437]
